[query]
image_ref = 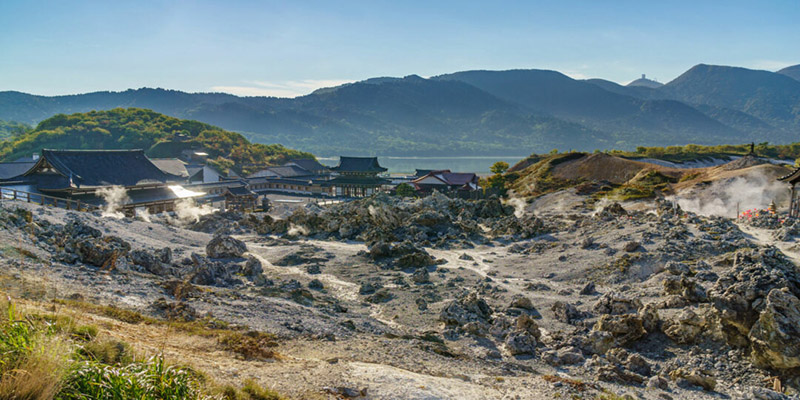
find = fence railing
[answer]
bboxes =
[0,187,99,212]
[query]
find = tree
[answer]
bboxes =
[395,183,415,197]
[490,161,509,175]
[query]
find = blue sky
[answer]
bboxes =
[1,0,797,97]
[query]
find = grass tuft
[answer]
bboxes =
[218,331,279,360]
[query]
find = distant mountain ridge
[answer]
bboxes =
[1,63,798,156]
[627,74,663,88]
[778,64,800,81]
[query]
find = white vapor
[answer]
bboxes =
[211,79,353,98]
[96,186,129,219]
[668,171,789,218]
[172,199,215,223]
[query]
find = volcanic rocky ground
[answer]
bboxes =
[1,191,800,399]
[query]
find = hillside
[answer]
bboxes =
[659,64,800,136]
[434,70,743,148]
[626,75,663,88]
[778,64,800,81]
[0,119,31,140]
[188,75,605,156]
[1,63,800,156]
[0,108,314,175]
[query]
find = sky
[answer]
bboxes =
[1,0,798,97]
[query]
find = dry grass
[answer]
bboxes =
[0,336,68,400]
[0,293,291,400]
[218,331,280,360]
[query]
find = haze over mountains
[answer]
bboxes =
[1,63,799,157]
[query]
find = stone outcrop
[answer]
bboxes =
[206,235,247,259]
[748,288,800,370]
[709,248,800,347]
[439,292,493,327]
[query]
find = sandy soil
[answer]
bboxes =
[0,195,796,399]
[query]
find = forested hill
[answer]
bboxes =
[1,63,799,156]
[0,108,314,175]
[0,120,31,140]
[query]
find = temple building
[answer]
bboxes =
[412,170,480,193]
[223,185,258,212]
[778,167,800,217]
[329,156,388,197]
[0,149,202,214]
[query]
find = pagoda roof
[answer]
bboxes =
[778,166,800,184]
[330,156,387,173]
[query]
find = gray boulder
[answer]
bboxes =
[75,236,131,267]
[206,235,247,259]
[748,288,800,370]
[129,249,166,275]
[504,331,537,355]
[439,292,493,327]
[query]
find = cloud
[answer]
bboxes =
[211,79,353,98]
[562,71,589,80]
[747,60,795,71]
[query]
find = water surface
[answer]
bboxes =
[318,156,525,174]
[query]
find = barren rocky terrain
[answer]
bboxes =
[1,185,800,399]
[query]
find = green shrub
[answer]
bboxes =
[218,331,278,360]
[58,356,201,400]
[241,379,285,400]
[0,300,287,400]
[77,338,134,365]
[0,302,35,369]
[70,324,99,341]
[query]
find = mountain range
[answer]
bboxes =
[1,63,799,156]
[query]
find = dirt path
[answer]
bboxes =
[736,222,800,264]
[427,247,528,297]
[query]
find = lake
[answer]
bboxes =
[317,156,526,175]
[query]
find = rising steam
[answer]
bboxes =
[668,171,789,218]
[503,190,527,218]
[172,199,215,223]
[96,186,129,219]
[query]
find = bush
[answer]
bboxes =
[0,303,68,399]
[58,356,201,400]
[77,338,134,365]
[241,379,285,400]
[218,331,278,360]
[0,299,287,400]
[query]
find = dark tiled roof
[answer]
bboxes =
[225,186,257,196]
[414,169,435,177]
[68,186,203,207]
[186,165,204,180]
[247,176,328,185]
[439,172,479,186]
[12,155,39,163]
[150,158,190,178]
[330,157,387,173]
[329,176,389,185]
[248,165,314,179]
[28,149,177,188]
[413,170,478,186]
[286,158,327,173]
[0,162,36,180]
[778,167,800,183]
